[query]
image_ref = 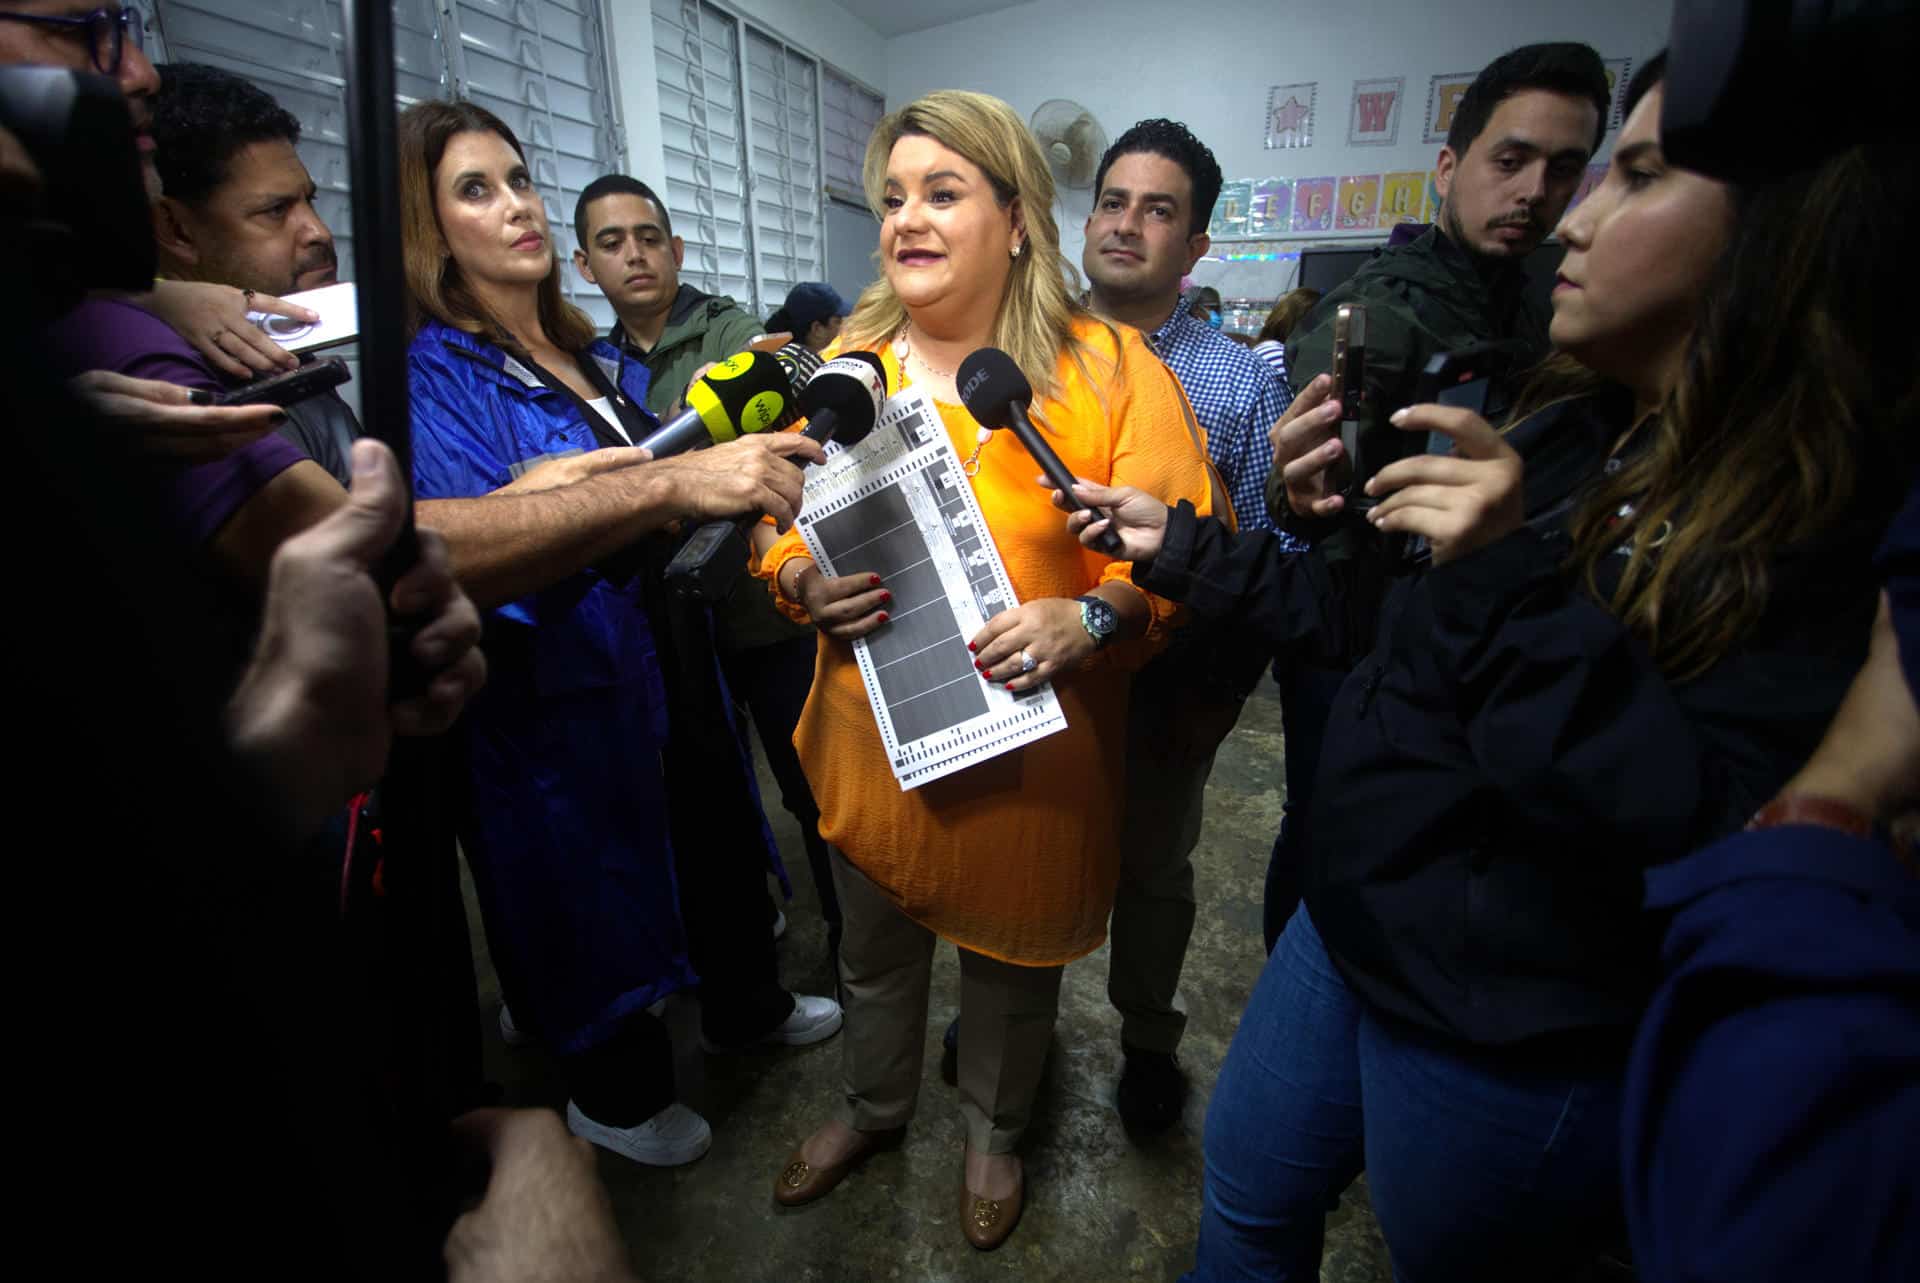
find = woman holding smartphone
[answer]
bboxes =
[1063,56,1915,1280]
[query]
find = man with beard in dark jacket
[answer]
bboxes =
[1261,42,1611,947]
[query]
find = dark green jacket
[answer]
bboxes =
[1273,227,1550,667]
[612,283,767,418]
[1280,227,1549,505]
[612,284,806,653]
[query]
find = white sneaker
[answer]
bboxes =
[773,908,788,941]
[702,993,843,1052]
[566,1100,712,1167]
[498,1003,531,1048]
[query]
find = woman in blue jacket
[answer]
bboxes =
[1061,59,1915,1280]
[396,99,841,1168]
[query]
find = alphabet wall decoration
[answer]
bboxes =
[1424,71,1476,144]
[1266,82,1317,149]
[1349,77,1405,146]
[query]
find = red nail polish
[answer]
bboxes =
[974,660,984,671]
[880,591,892,605]
[967,641,977,652]
[1005,682,1016,691]
[877,611,890,623]
[869,575,882,587]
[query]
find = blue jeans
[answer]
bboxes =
[1263,661,1347,951]
[1186,906,1626,1282]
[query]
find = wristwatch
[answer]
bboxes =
[1075,595,1119,649]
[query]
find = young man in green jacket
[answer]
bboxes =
[1262,43,1611,951]
[572,174,842,966]
[571,174,768,418]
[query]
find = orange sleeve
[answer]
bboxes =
[752,525,816,625]
[1089,327,1217,664]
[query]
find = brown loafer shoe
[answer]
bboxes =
[772,1127,903,1207]
[959,1167,1025,1251]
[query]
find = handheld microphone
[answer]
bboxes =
[664,350,890,601]
[956,347,1125,556]
[637,348,796,456]
[770,341,825,404]
[795,350,887,448]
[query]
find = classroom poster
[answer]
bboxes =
[1266,83,1316,149]
[1603,58,1634,129]
[1348,77,1404,146]
[1421,172,1443,223]
[1337,175,1381,230]
[1378,171,1426,228]
[1291,177,1335,232]
[1249,178,1294,234]
[1212,179,1253,237]
[1424,72,1476,144]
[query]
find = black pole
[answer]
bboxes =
[341,0,413,515]
[339,1,464,1266]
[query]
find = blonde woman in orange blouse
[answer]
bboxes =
[757,91,1219,1250]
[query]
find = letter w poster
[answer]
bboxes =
[1348,77,1404,146]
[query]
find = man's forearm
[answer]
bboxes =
[423,466,687,609]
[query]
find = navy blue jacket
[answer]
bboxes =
[1624,825,1919,1282]
[1136,394,1886,1048]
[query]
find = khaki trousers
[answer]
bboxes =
[830,847,1063,1154]
[1107,654,1247,1054]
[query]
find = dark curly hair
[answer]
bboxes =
[152,63,302,207]
[1093,118,1222,237]
[1446,42,1610,159]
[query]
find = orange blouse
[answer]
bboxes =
[757,318,1218,966]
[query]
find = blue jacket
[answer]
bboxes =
[408,320,777,1055]
[1624,826,1919,1283]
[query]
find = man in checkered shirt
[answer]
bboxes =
[1080,118,1300,1134]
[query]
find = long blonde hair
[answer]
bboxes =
[843,90,1115,402]
[398,99,597,357]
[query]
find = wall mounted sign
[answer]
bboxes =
[1336,174,1381,230]
[1424,71,1476,144]
[1603,57,1635,129]
[1291,177,1335,231]
[1266,82,1317,149]
[1378,171,1426,228]
[1349,76,1405,146]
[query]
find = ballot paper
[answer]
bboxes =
[794,385,1069,789]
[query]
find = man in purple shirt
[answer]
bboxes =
[43,295,313,551]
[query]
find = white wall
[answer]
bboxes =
[884,0,1672,301]
[606,0,888,191]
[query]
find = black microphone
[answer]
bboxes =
[664,350,890,601]
[795,350,886,448]
[770,341,825,408]
[956,347,1125,556]
[637,348,796,456]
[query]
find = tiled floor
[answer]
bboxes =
[467,678,1396,1281]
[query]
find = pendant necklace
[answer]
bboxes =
[896,323,992,476]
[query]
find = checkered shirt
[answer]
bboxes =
[1147,303,1301,545]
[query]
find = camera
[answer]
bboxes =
[0,67,153,319]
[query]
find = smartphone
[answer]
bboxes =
[214,357,351,408]
[242,280,359,354]
[1331,305,1389,512]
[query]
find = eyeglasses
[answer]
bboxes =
[0,7,147,78]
